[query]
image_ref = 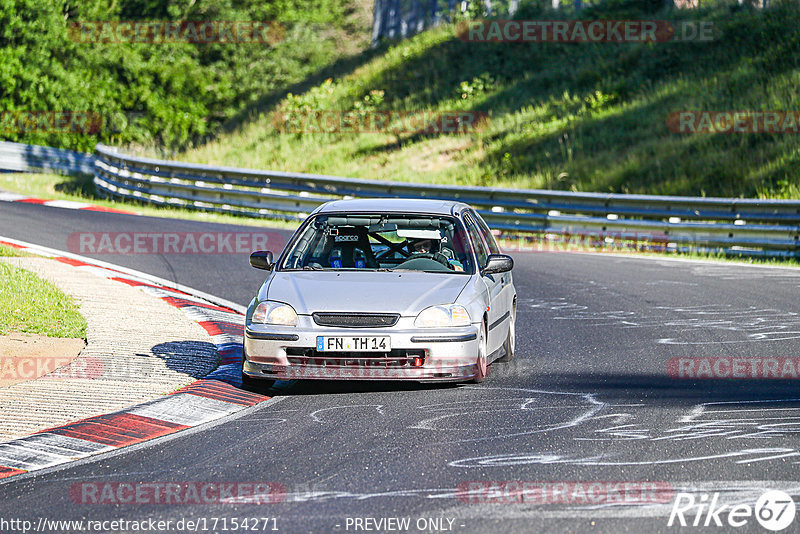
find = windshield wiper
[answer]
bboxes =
[302,265,324,270]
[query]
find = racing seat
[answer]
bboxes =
[327,226,379,268]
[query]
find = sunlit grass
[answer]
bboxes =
[0,262,87,338]
[0,245,31,257]
[159,4,800,200]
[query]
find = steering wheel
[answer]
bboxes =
[408,252,451,268]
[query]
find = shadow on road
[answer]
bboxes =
[515,371,800,405]
[259,378,461,396]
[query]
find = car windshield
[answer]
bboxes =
[280,213,475,274]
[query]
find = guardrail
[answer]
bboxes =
[1,141,798,257]
[0,140,94,176]
[93,144,800,257]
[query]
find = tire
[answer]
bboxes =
[241,371,275,393]
[496,301,516,363]
[473,322,489,383]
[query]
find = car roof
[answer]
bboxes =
[314,198,471,216]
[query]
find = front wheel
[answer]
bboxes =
[496,302,516,363]
[241,371,275,393]
[473,323,489,383]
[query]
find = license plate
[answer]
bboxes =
[316,336,391,352]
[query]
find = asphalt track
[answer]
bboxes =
[2,201,800,533]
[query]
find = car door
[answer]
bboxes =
[474,210,513,321]
[464,212,504,355]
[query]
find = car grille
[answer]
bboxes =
[286,348,424,367]
[312,312,400,328]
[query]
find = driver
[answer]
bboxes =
[412,239,435,254]
[411,239,464,271]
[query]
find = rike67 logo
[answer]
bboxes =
[668,490,795,531]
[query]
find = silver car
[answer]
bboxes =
[241,198,516,388]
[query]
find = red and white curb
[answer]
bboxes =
[0,192,134,214]
[0,237,270,480]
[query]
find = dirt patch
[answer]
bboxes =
[0,332,85,387]
[407,138,473,173]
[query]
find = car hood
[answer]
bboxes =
[264,271,471,315]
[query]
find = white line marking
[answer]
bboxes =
[42,200,92,209]
[128,393,243,426]
[0,434,111,470]
[310,404,385,423]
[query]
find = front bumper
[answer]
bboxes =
[243,317,481,383]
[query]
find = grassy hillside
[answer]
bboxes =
[0,0,371,151]
[173,0,800,199]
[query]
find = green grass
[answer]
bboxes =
[0,262,87,338]
[154,1,800,200]
[0,244,31,257]
[0,0,372,151]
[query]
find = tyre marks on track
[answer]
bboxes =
[524,298,800,344]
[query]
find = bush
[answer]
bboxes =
[0,0,366,151]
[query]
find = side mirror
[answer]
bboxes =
[482,254,513,275]
[250,251,274,270]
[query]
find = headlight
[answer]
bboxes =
[252,301,298,326]
[414,305,471,328]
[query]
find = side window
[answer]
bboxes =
[464,214,489,268]
[473,211,500,254]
